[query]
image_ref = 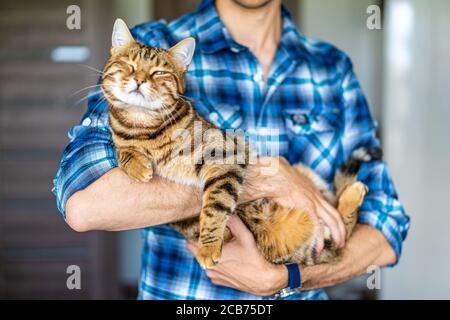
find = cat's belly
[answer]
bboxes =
[154,159,201,188]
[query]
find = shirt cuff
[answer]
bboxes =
[52,139,117,218]
[358,208,409,267]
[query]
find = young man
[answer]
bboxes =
[53,0,409,299]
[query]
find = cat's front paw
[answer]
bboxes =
[125,159,153,182]
[120,155,153,183]
[196,242,222,269]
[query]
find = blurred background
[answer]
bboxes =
[0,0,449,299]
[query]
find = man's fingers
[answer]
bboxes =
[323,200,346,238]
[186,240,198,255]
[317,206,342,247]
[315,223,324,255]
[321,200,346,248]
[227,215,253,243]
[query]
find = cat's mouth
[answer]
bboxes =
[111,85,163,110]
[129,89,144,98]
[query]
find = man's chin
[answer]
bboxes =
[230,0,274,10]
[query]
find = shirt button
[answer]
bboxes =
[253,74,263,82]
[82,117,91,126]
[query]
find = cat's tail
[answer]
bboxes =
[334,146,383,196]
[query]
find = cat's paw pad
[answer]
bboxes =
[196,243,222,269]
[124,160,153,183]
[338,182,368,214]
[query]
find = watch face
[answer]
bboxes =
[274,288,301,300]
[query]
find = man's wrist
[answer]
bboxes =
[265,264,288,295]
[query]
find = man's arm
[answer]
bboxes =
[55,89,204,232]
[296,55,409,291]
[186,218,395,296]
[63,157,338,234]
[54,22,210,232]
[65,169,201,232]
[300,224,395,290]
[53,81,343,234]
[337,56,410,263]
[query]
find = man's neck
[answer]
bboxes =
[215,0,282,82]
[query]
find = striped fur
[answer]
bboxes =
[102,20,382,268]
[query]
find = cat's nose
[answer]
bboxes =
[134,72,146,86]
[135,77,145,86]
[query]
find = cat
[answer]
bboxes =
[101,19,382,269]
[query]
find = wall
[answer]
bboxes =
[381,0,450,299]
[114,0,154,27]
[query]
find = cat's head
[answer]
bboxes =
[101,18,195,110]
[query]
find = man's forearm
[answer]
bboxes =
[64,161,271,233]
[300,224,397,291]
[66,168,202,232]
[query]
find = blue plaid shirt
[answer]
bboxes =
[53,0,409,300]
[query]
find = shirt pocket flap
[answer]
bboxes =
[283,108,339,135]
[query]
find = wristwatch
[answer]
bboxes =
[273,263,302,300]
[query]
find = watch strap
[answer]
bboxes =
[286,263,301,289]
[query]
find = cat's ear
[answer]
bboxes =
[169,37,196,70]
[111,18,135,49]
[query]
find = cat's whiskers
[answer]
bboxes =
[71,82,117,96]
[78,64,110,76]
[178,94,193,102]
[71,84,103,97]
[74,91,101,106]
[72,83,116,107]
[150,91,178,125]
[91,95,108,112]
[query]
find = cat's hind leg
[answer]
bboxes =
[171,219,233,242]
[196,166,245,269]
[336,182,368,239]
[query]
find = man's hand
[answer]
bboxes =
[187,219,396,296]
[241,157,346,254]
[186,215,288,296]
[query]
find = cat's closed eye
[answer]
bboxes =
[153,71,168,76]
[127,64,136,73]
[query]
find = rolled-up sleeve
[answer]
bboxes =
[338,57,410,265]
[52,92,118,218]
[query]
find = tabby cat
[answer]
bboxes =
[101,19,381,269]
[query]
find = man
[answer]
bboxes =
[53,0,409,299]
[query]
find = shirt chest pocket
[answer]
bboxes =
[283,108,341,139]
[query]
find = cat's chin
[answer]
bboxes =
[121,99,163,110]
[112,89,163,110]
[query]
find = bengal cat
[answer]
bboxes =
[101,19,382,269]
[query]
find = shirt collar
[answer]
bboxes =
[195,0,310,60]
[195,0,243,54]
